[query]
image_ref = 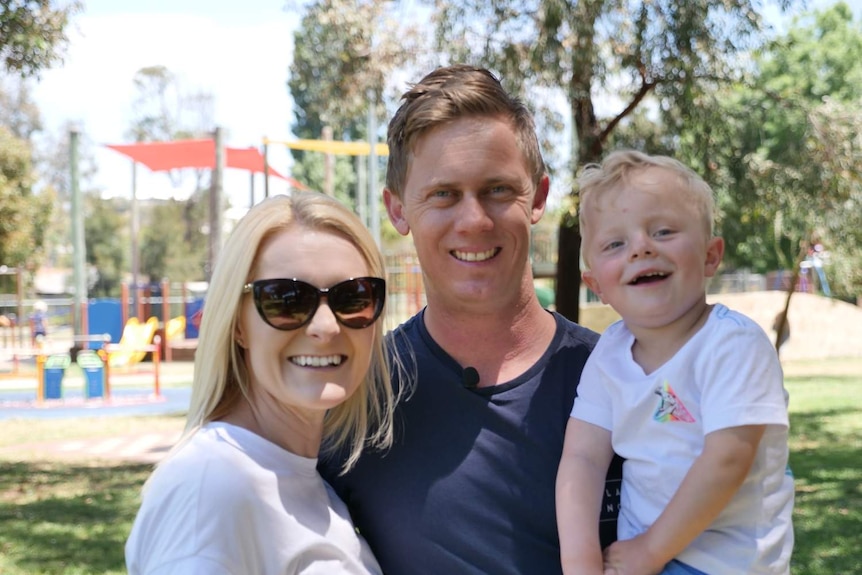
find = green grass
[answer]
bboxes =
[785,368,862,575]
[0,461,152,574]
[0,362,859,574]
[0,415,184,574]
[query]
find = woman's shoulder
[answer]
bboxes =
[148,425,266,500]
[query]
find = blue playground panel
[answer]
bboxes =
[43,353,72,399]
[88,298,123,344]
[77,349,105,399]
[186,298,204,339]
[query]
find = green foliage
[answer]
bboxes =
[0,0,80,77]
[288,0,421,223]
[84,194,127,297]
[288,0,410,138]
[290,4,366,138]
[669,3,862,299]
[0,124,51,271]
[0,74,42,138]
[290,150,358,207]
[139,194,208,283]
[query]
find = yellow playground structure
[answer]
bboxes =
[107,316,185,367]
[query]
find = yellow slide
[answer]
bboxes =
[165,315,186,341]
[108,316,159,367]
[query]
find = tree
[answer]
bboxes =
[0,74,42,138]
[668,3,862,300]
[288,0,423,212]
[0,124,51,279]
[0,75,51,282]
[426,0,795,320]
[84,194,127,297]
[139,196,208,283]
[126,66,214,283]
[0,0,79,78]
[127,66,216,144]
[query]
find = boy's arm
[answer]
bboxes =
[556,417,615,575]
[603,425,765,574]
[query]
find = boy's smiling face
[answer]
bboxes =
[581,166,724,332]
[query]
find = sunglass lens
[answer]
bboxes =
[258,280,317,330]
[330,278,384,328]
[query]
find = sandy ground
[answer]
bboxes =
[583,291,861,362]
[706,291,862,361]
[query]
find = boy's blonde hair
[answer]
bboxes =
[578,150,716,244]
[180,193,397,474]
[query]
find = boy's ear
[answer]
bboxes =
[582,270,607,304]
[704,237,725,278]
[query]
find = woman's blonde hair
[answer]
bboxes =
[180,192,396,473]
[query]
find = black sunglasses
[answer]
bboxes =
[243,277,385,331]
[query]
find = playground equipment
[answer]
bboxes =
[108,316,159,367]
[32,335,163,405]
[105,314,183,368]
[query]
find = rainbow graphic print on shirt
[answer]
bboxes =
[653,380,695,423]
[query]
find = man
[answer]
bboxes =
[320,65,622,574]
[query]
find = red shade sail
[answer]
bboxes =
[106,139,308,190]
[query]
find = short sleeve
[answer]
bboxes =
[570,352,614,431]
[698,317,789,434]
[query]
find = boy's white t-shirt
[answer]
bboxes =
[572,304,794,575]
[125,422,382,575]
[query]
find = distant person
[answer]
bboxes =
[556,150,794,575]
[319,64,622,574]
[30,300,48,346]
[125,193,398,574]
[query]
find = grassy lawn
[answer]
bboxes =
[0,461,152,574]
[0,415,183,575]
[784,359,862,575]
[0,360,859,574]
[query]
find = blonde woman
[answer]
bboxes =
[126,193,397,574]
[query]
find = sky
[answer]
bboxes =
[29,0,862,213]
[32,0,303,211]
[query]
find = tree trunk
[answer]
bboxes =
[555,215,582,322]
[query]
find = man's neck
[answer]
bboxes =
[423,298,557,387]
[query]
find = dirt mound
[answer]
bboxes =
[582,292,861,361]
[707,292,862,360]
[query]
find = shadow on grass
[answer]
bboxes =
[0,461,151,574]
[789,408,862,575]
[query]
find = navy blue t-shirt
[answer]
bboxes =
[320,310,622,575]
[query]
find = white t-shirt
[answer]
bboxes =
[125,422,382,575]
[572,304,794,575]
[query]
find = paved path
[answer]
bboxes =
[0,386,192,421]
[0,361,194,464]
[0,429,183,465]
